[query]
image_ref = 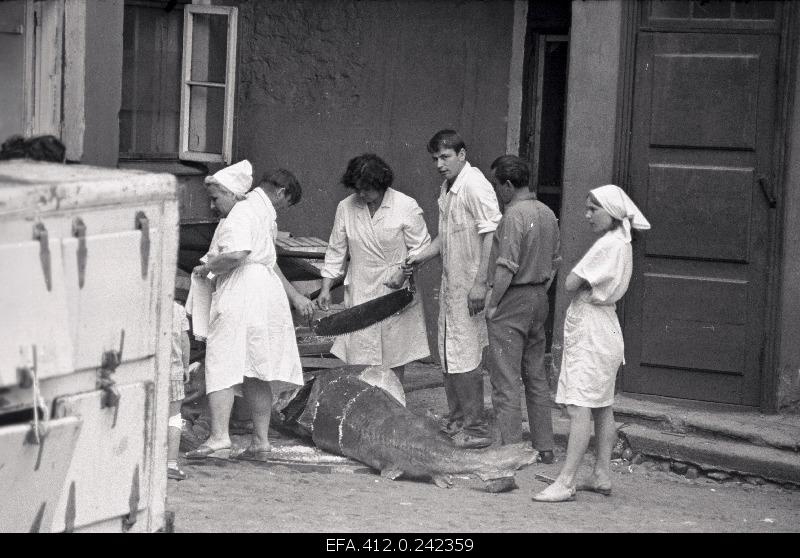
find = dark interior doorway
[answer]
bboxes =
[519,1,571,351]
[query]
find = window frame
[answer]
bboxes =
[179,4,237,164]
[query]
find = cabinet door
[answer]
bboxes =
[0,239,74,387]
[62,227,157,370]
[48,382,152,532]
[0,416,82,533]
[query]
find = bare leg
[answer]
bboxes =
[391,365,405,387]
[589,406,615,487]
[168,400,183,463]
[554,405,592,488]
[243,377,273,452]
[205,387,234,449]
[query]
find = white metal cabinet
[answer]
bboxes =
[0,161,178,532]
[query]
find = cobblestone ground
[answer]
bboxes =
[168,363,800,533]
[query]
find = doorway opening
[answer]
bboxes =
[519,1,571,351]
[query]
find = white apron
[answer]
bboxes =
[322,188,431,368]
[556,228,632,407]
[205,189,304,394]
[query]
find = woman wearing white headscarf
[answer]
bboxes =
[186,160,253,341]
[533,184,650,503]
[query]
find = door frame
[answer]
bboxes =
[612,1,799,413]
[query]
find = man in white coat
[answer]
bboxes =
[186,169,315,460]
[407,130,501,449]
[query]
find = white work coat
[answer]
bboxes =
[204,189,304,394]
[437,162,501,374]
[556,227,632,408]
[322,188,431,367]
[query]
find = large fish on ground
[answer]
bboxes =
[274,365,538,491]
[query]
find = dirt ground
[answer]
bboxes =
[168,363,800,533]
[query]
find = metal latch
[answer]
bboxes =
[98,330,125,425]
[121,464,140,531]
[32,222,52,291]
[72,217,88,288]
[135,211,150,279]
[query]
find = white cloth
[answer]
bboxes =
[556,228,632,407]
[212,160,252,195]
[436,162,502,374]
[204,189,304,394]
[321,188,431,367]
[171,301,190,382]
[590,184,650,242]
[185,220,226,341]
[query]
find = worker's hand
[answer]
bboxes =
[192,264,208,277]
[186,361,202,383]
[316,289,331,311]
[467,282,488,316]
[383,267,406,290]
[405,252,426,267]
[293,294,315,321]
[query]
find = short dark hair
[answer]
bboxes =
[0,134,66,163]
[490,155,530,190]
[427,129,466,154]
[341,153,394,192]
[259,168,302,206]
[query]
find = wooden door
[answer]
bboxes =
[622,30,779,406]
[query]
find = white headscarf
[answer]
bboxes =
[589,184,650,242]
[211,159,253,196]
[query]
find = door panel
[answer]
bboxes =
[623,32,777,406]
[62,228,157,370]
[49,383,151,532]
[0,239,75,387]
[0,416,82,533]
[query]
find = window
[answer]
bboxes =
[120,1,237,163]
[180,4,237,164]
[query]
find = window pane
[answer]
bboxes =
[651,0,691,18]
[120,5,183,157]
[733,0,775,19]
[188,85,224,154]
[190,13,228,83]
[692,1,732,19]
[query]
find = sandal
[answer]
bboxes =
[576,481,612,496]
[231,444,273,462]
[532,481,576,503]
[184,444,231,460]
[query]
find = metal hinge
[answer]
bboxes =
[72,217,88,288]
[98,330,125,425]
[135,211,150,279]
[32,222,52,291]
[121,464,140,531]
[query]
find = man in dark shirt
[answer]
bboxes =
[485,155,561,463]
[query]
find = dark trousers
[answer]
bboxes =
[442,367,490,438]
[486,285,554,450]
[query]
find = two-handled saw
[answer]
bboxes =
[310,274,416,336]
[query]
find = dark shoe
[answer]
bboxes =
[452,431,493,449]
[167,465,187,481]
[538,450,555,464]
[441,420,463,437]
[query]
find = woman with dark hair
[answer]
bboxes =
[317,154,431,386]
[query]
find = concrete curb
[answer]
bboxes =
[619,424,800,485]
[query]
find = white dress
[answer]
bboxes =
[322,188,431,368]
[204,189,304,394]
[556,228,632,408]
